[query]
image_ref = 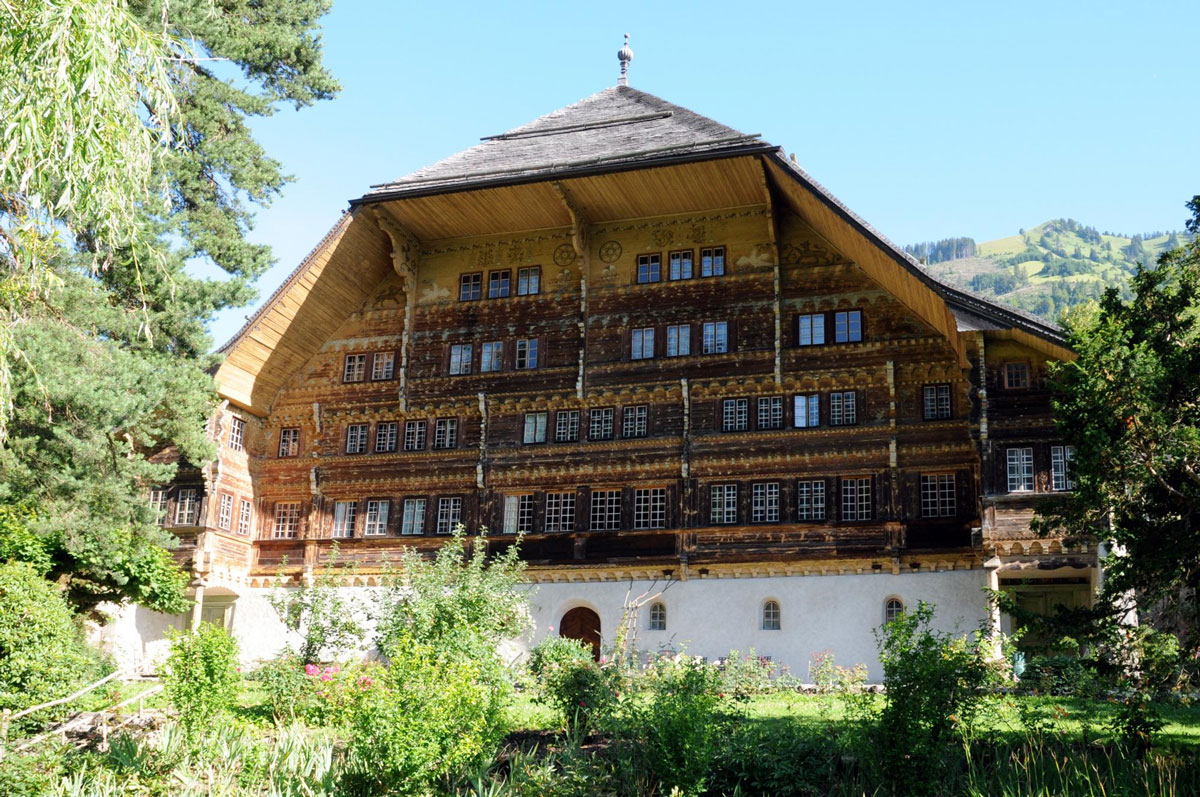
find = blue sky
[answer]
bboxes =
[208,0,1200,346]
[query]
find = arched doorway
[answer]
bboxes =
[559,607,601,660]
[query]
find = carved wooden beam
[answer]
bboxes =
[367,207,422,412]
[758,161,783,386]
[552,182,590,399]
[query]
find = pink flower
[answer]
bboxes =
[235,666,242,673]
[599,655,607,664]
[305,664,319,676]
[321,673,333,682]
[359,676,374,689]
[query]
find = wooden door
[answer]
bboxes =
[560,607,601,661]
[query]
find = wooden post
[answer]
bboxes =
[189,583,205,632]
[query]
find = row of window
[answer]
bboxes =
[635,247,727,283]
[151,487,254,536]
[1006,445,1075,492]
[274,496,465,539]
[459,267,542,301]
[449,338,539,375]
[342,351,396,383]
[643,596,907,632]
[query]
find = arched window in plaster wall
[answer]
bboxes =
[884,597,905,624]
[762,599,781,631]
[649,601,666,631]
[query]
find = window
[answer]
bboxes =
[278,427,300,457]
[436,497,462,534]
[841,477,872,521]
[634,487,667,529]
[523,412,548,444]
[762,599,781,631]
[503,494,536,534]
[758,396,783,430]
[346,424,368,454]
[545,492,576,532]
[403,420,426,451]
[631,328,655,360]
[1051,445,1076,491]
[1006,447,1034,492]
[515,338,538,369]
[722,398,748,432]
[332,501,356,538]
[401,499,426,535]
[343,353,367,382]
[668,250,693,280]
[212,493,232,530]
[228,417,245,452]
[449,344,473,375]
[885,598,905,624]
[375,421,398,453]
[710,483,738,525]
[797,314,826,346]
[237,499,253,536]
[834,310,862,343]
[372,351,395,380]
[176,488,198,525]
[923,384,952,420]
[434,418,458,449]
[555,410,580,442]
[1004,362,1030,389]
[364,500,390,536]
[459,272,482,301]
[797,480,826,521]
[793,394,820,428]
[921,474,957,517]
[700,246,725,277]
[702,321,728,354]
[488,269,511,298]
[589,407,614,441]
[830,391,857,426]
[666,324,690,357]
[149,488,168,525]
[480,341,503,373]
[589,489,622,530]
[636,253,661,283]
[649,601,667,631]
[622,405,648,438]
[517,266,540,296]
[752,482,780,523]
[272,502,301,538]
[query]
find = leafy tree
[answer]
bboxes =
[268,544,364,663]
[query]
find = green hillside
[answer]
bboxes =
[906,219,1189,321]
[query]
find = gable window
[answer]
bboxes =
[375,421,398,453]
[278,427,300,457]
[332,500,356,538]
[343,353,367,383]
[555,410,580,442]
[634,487,667,529]
[631,328,655,360]
[503,494,536,534]
[841,477,872,521]
[433,418,458,449]
[149,488,168,525]
[346,424,369,454]
[752,482,780,523]
[364,499,390,536]
[403,420,426,451]
[175,489,199,525]
[797,313,826,346]
[515,338,538,369]
[700,246,725,277]
[921,474,957,517]
[622,405,648,438]
[636,253,661,283]
[829,391,857,426]
[523,412,548,444]
[1051,445,1076,491]
[885,598,905,624]
[793,394,820,428]
[649,601,667,631]
[668,250,693,280]
[488,269,511,298]
[923,384,952,420]
[589,407,614,441]
[722,398,749,432]
[1004,362,1030,389]
[228,418,245,452]
[480,341,503,373]
[237,499,253,536]
[436,497,462,534]
[710,483,738,525]
[589,489,622,530]
[459,272,482,301]
[1006,447,1034,492]
[517,266,541,296]
[449,344,473,375]
[762,600,781,631]
[702,321,728,354]
[401,498,426,535]
[666,324,691,357]
[545,492,576,532]
[834,310,862,343]
[217,494,233,530]
[272,502,301,539]
[797,479,826,521]
[372,351,395,380]
[758,396,783,429]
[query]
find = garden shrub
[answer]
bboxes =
[721,648,778,698]
[709,721,840,796]
[1022,653,1100,696]
[267,545,364,664]
[256,654,382,726]
[162,622,240,738]
[528,635,618,734]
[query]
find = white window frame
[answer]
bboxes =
[797,313,826,346]
[217,493,233,530]
[515,338,538,369]
[555,410,580,442]
[364,500,390,536]
[488,269,511,299]
[401,498,426,535]
[702,321,728,354]
[666,324,691,357]
[237,499,253,536]
[589,489,621,531]
[346,424,369,454]
[793,394,820,428]
[434,418,458,449]
[1007,447,1035,492]
[332,500,356,538]
[923,384,952,420]
[459,272,482,301]
[722,398,748,432]
[668,250,693,280]
[757,396,783,429]
[622,405,648,438]
[372,351,395,380]
[228,417,245,452]
[834,309,862,343]
[797,479,826,521]
[517,266,541,296]
[636,253,661,283]
[278,427,300,457]
[272,502,301,539]
[375,421,398,453]
[920,474,957,518]
[631,327,655,360]
[751,482,780,523]
[634,487,667,530]
[436,497,462,534]
[1051,445,1075,491]
[343,353,367,382]
[480,340,503,373]
[175,488,198,525]
[503,494,536,534]
[150,488,168,525]
[545,492,576,532]
[1004,362,1030,389]
[523,412,548,444]
[403,420,426,451]
[841,477,872,521]
[700,246,725,277]
[449,344,473,375]
[710,483,738,525]
[830,391,857,426]
[589,407,614,440]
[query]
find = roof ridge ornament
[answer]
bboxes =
[617,33,633,86]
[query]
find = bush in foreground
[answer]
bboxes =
[162,622,240,739]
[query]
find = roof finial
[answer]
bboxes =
[617,33,633,87]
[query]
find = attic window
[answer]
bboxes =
[700,246,725,277]
[1004,362,1030,389]
[459,273,482,301]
